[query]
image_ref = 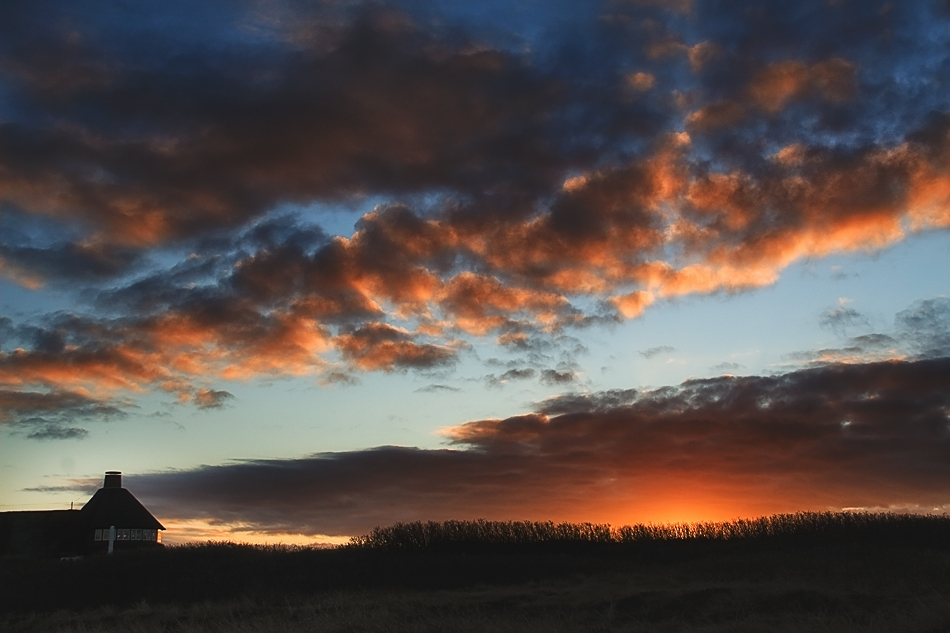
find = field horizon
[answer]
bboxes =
[4,511,950,632]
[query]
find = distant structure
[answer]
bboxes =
[0,471,165,558]
[81,471,165,553]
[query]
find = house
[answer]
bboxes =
[0,509,81,558]
[80,471,165,553]
[0,471,165,557]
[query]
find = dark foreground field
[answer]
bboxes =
[3,513,950,632]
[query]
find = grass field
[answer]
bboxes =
[3,513,950,632]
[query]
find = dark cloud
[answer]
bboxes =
[539,368,576,385]
[1,0,943,264]
[849,333,899,350]
[819,303,869,335]
[22,483,96,493]
[320,371,361,386]
[711,362,743,373]
[0,318,14,353]
[193,388,234,409]
[336,322,459,371]
[896,297,950,358]
[536,389,640,416]
[0,1,604,248]
[415,384,461,393]
[132,357,950,536]
[26,425,88,441]
[0,240,142,285]
[788,298,947,366]
[486,367,537,387]
[640,345,675,359]
[0,389,126,430]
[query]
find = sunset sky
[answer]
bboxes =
[2,0,949,545]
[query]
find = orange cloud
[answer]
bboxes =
[611,290,655,319]
[906,149,950,230]
[625,71,656,92]
[653,263,779,297]
[686,100,745,131]
[0,346,176,395]
[687,172,758,231]
[460,151,684,294]
[687,41,719,73]
[749,58,857,112]
[438,273,568,335]
[3,124,948,400]
[335,322,458,372]
[771,144,806,165]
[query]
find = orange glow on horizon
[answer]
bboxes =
[159,518,351,547]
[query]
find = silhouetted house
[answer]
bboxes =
[0,510,80,558]
[0,471,164,558]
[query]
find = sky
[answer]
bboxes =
[1,0,949,545]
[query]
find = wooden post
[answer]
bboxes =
[108,525,115,554]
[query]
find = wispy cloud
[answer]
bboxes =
[27,426,89,441]
[640,346,676,359]
[789,297,949,366]
[819,299,869,335]
[486,368,537,388]
[0,388,126,440]
[414,384,462,394]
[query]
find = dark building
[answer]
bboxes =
[81,471,165,553]
[0,510,80,558]
[0,471,165,558]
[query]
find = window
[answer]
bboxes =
[156,530,162,543]
[132,529,142,541]
[94,529,102,541]
[118,528,130,540]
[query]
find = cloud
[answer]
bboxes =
[415,384,461,393]
[539,368,576,385]
[536,388,641,416]
[486,368,537,388]
[640,345,675,359]
[0,389,126,442]
[0,2,589,249]
[789,297,947,366]
[131,357,950,536]
[711,362,743,372]
[0,387,129,441]
[438,273,570,336]
[320,370,361,387]
[336,322,459,372]
[819,300,869,335]
[748,58,857,113]
[22,483,98,493]
[26,426,89,441]
[2,1,950,419]
[192,388,234,409]
[896,297,950,358]
[0,240,142,286]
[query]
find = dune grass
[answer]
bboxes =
[345,511,950,549]
[3,512,950,632]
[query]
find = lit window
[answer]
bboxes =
[157,530,162,543]
[94,529,102,541]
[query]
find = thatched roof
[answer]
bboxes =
[79,487,165,530]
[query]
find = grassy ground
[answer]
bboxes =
[3,514,950,632]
